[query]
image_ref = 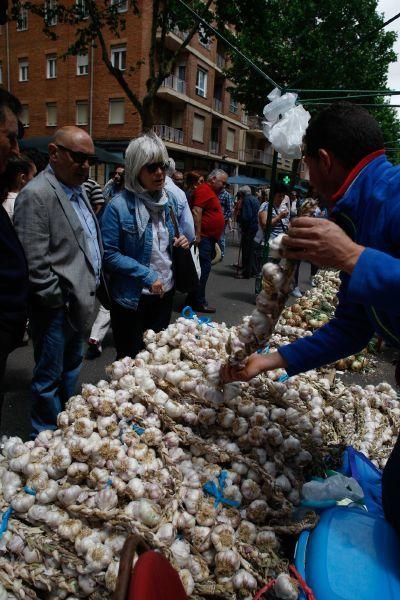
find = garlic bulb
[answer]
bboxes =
[232,569,258,591]
[10,491,35,513]
[215,549,241,576]
[211,524,235,552]
[170,539,191,568]
[274,573,299,600]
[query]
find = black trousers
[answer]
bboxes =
[110,290,174,359]
[382,434,400,535]
[241,230,256,278]
[0,321,26,426]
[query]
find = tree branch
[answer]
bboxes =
[87,1,145,122]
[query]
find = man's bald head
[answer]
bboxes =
[48,126,95,188]
[53,126,95,152]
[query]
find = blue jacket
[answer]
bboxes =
[240,194,260,234]
[101,190,176,309]
[280,153,400,375]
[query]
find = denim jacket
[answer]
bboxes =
[101,189,176,309]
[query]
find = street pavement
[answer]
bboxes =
[0,233,337,440]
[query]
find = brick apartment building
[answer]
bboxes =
[0,1,293,181]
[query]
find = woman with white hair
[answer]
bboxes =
[101,133,189,359]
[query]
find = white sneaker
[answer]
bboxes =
[290,287,303,298]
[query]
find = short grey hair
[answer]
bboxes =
[238,185,251,195]
[124,133,169,194]
[166,157,176,176]
[207,168,228,181]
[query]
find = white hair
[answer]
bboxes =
[124,133,169,194]
[238,185,251,195]
[166,157,176,176]
[207,168,228,181]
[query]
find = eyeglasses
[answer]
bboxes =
[144,162,168,174]
[56,144,97,166]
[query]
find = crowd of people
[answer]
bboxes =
[0,87,244,438]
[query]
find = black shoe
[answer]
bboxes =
[192,304,216,314]
[85,339,102,359]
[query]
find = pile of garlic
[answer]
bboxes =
[276,270,374,372]
[0,308,399,599]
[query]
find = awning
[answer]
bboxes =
[227,175,270,185]
[294,184,309,193]
[20,136,123,165]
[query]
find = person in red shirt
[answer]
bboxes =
[186,169,227,312]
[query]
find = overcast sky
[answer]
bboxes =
[377,0,400,106]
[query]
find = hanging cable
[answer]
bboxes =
[176,0,281,90]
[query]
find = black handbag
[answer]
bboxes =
[168,205,199,293]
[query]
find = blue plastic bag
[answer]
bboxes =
[339,446,383,517]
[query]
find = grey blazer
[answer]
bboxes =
[14,169,103,333]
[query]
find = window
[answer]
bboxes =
[46,55,57,79]
[192,114,205,142]
[16,6,28,31]
[46,103,57,126]
[109,99,124,124]
[77,53,89,76]
[111,45,126,71]
[110,0,128,12]
[18,59,29,82]
[229,97,239,114]
[76,101,89,125]
[45,0,58,26]
[226,128,235,152]
[21,105,29,128]
[195,68,207,98]
[75,0,88,19]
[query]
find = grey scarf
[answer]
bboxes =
[134,189,169,239]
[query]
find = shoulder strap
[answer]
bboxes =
[168,202,180,237]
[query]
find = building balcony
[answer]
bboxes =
[160,74,186,95]
[172,26,189,41]
[157,27,189,51]
[154,124,184,145]
[209,141,220,155]
[158,75,187,105]
[247,115,263,130]
[239,148,272,165]
[213,98,223,113]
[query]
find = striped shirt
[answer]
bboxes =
[254,201,287,244]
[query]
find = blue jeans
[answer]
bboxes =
[30,308,83,437]
[186,237,214,307]
[218,233,226,258]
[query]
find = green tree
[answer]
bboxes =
[222,0,400,162]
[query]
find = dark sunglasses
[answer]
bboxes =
[56,144,97,166]
[144,162,168,173]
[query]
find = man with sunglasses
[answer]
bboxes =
[0,89,29,432]
[14,126,102,438]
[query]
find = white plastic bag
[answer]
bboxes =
[263,91,298,124]
[190,245,201,278]
[267,105,311,159]
[302,473,364,503]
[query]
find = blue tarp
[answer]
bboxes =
[227,175,270,185]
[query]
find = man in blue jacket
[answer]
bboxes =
[221,102,400,533]
[236,185,260,278]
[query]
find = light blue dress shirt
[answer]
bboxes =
[49,167,102,285]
